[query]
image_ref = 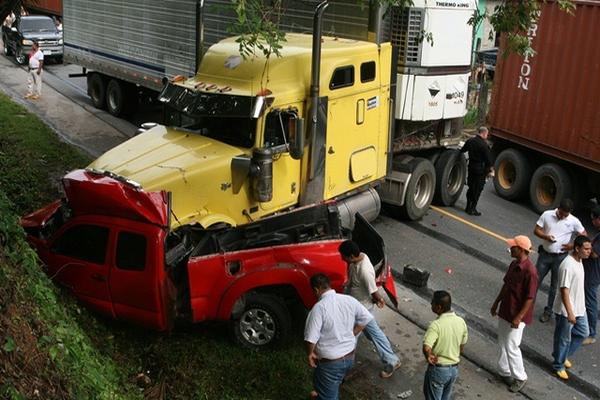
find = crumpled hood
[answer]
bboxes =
[88,125,247,225]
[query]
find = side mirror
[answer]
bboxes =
[289,117,305,160]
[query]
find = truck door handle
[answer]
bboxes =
[91,273,106,282]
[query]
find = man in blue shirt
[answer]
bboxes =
[583,205,600,345]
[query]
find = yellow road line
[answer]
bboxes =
[429,205,508,242]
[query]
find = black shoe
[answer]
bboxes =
[471,209,481,216]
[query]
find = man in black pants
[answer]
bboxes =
[460,126,494,216]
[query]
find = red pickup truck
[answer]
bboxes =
[21,169,395,348]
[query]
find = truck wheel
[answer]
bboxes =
[3,37,13,56]
[88,73,106,109]
[433,150,466,206]
[399,158,436,220]
[529,163,572,214]
[493,148,532,200]
[106,79,135,117]
[231,293,291,350]
[15,46,27,65]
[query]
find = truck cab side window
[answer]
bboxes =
[329,66,354,90]
[263,110,296,149]
[360,61,376,83]
[116,232,147,271]
[51,225,109,265]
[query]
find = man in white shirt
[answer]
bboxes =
[339,240,402,379]
[304,273,372,400]
[25,41,44,100]
[534,199,586,322]
[552,235,592,380]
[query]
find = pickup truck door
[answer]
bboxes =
[352,212,398,307]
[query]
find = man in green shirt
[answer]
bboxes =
[423,290,468,400]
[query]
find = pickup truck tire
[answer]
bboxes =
[529,163,572,214]
[433,150,466,206]
[88,73,106,109]
[232,293,291,349]
[493,148,532,200]
[398,158,436,220]
[3,37,12,56]
[15,46,27,65]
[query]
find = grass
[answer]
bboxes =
[0,92,359,399]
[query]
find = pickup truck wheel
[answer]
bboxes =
[15,46,27,65]
[433,150,466,206]
[88,73,106,109]
[3,37,12,56]
[529,163,572,214]
[399,158,436,220]
[493,148,532,200]
[232,294,291,349]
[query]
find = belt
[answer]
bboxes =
[433,363,459,368]
[542,248,566,256]
[319,350,355,363]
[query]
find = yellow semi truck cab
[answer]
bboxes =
[89,34,392,228]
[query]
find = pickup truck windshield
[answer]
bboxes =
[160,83,257,148]
[20,18,57,32]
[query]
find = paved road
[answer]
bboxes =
[1,49,598,399]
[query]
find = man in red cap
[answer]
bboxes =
[490,235,538,393]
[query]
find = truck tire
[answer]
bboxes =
[399,158,436,220]
[529,163,572,214]
[106,79,135,117]
[3,37,13,56]
[15,46,27,65]
[493,148,532,200]
[231,293,291,350]
[88,73,106,109]
[433,149,466,206]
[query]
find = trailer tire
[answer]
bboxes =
[106,79,132,117]
[529,163,572,214]
[231,293,291,350]
[493,148,532,200]
[433,150,466,206]
[88,73,106,109]
[398,158,436,220]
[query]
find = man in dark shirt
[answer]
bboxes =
[583,205,600,345]
[491,235,538,393]
[460,126,494,216]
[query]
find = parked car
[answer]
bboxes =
[476,47,497,80]
[2,15,63,64]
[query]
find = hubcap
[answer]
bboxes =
[108,90,118,111]
[498,159,516,190]
[239,308,276,346]
[535,175,556,206]
[413,171,434,209]
[446,163,463,196]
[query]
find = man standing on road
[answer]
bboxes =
[304,274,373,400]
[460,126,494,216]
[490,235,538,393]
[583,206,600,345]
[423,290,468,400]
[552,235,592,380]
[25,41,44,100]
[534,199,587,323]
[338,240,402,379]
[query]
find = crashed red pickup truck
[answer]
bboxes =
[21,169,396,348]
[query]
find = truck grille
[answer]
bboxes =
[39,39,60,46]
[387,7,423,66]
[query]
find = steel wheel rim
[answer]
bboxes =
[107,89,118,111]
[239,308,276,346]
[447,163,463,196]
[536,175,556,206]
[498,159,516,190]
[414,172,434,209]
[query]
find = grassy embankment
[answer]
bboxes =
[0,92,374,399]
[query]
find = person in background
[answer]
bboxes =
[423,290,468,400]
[534,198,587,323]
[583,205,600,345]
[490,235,537,393]
[338,240,402,379]
[304,273,372,400]
[460,126,494,216]
[25,41,44,100]
[552,235,592,380]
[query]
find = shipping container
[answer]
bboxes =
[489,0,600,212]
[25,0,62,16]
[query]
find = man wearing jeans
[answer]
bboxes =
[304,274,372,400]
[583,206,600,345]
[490,235,537,393]
[552,235,592,380]
[534,199,586,323]
[423,291,468,400]
[338,240,402,378]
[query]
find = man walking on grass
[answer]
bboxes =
[552,235,592,380]
[339,240,402,379]
[490,235,537,393]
